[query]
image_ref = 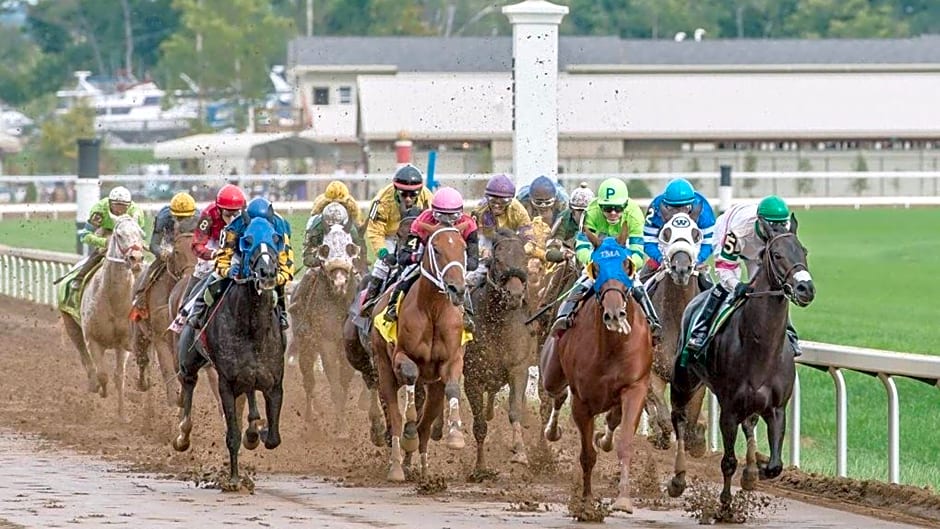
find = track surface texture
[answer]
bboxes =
[0,295,938,528]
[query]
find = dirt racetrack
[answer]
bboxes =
[0,295,939,527]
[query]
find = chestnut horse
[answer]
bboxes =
[370,224,468,481]
[668,214,815,507]
[540,234,653,513]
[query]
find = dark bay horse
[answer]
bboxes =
[643,213,707,454]
[173,216,287,489]
[288,223,363,431]
[464,228,535,470]
[668,214,815,506]
[540,234,653,513]
[371,224,468,481]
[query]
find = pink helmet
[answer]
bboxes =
[431,186,464,214]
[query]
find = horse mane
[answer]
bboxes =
[493,227,518,240]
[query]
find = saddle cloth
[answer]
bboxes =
[56,260,103,325]
[373,295,473,346]
[679,295,746,367]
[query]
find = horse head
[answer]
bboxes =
[486,228,528,309]
[589,238,636,335]
[658,213,702,286]
[421,225,467,307]
[317,224,360,296]
[758,214,816,307]
[239,217,281,292]
[108,215,145,273]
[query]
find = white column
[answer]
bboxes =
[502,0,567,191]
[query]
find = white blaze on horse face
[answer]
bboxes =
[794,270,812,283]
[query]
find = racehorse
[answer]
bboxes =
[130,217,197,403]
[60,215,145,419]
[172,216,287,489]
[370,224,468,481]
[540,232,653,513]
[667,214,815,507]
[643,213,708,454]
[464,228,535,470]
[288,223,364,432]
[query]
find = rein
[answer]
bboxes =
[420,227,466,293]
[106,221,144,265]
[746,233,807,302]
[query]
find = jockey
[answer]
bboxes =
[546,183,594,258]
[360,164,434,312]
[640,178,716,281]
[130,191,198,316]
[468,174,539,287]
[212,197,295,329]
[550,178,662,337]
[517,175,568,226]
[685,195,802,356]
[303,201,358,269]
[67,186,145,289]
[382,187,479,330]
[310,180,363,229]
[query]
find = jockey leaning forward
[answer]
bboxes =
[516,175,568,226]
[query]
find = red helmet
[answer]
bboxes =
[216,184,246,210]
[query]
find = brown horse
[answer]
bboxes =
[668,215,815,507]
[643,213,708,454]
[370,224,468,481]
[540,233,653,513]
[464,228,535,470]
[288,223,364,431]
[61,215,145,418]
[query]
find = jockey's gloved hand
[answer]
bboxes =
[381,252,397,266]
[227,267,239,280]
[376,248,389,260]
[646,258,660,271]
[734,282,751,299]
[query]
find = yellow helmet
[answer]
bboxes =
[324,180,350,201]
[169,192,197,217]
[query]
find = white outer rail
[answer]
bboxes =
[706,340,940,484]
[0,246,80,306]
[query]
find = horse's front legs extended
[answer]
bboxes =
[243,391,262,450]
[375,342,405,481]
[760,406,786,480]
[612,376,650,513]
[261,382,284,450]
[645,373,673,449]
[718,409,740,506]
[218,380,242,490]
[571,396,597,500]
[441,355,466,451]
[416,381,446,477]
[667,364,702,498]
[507,366,530,465]
[741,414,759,490]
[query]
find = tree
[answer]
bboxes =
[32,103,95,174]
[158,0,293,100]
[782,0,908,38]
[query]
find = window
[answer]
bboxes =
[313,87,329,105]
[338,86,352,104]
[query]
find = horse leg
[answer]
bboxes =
[717,409,740,506]
[260,382,284,450]
[594,405,620,453]
[544,388,569,442]
[217,381,242,489]
[84,340,107,398]
[571,396,597,501]
[114,348,128,421]
[367,388,386,447]
[741,414,759,490]
[612,377,650,513]
[62,315,96,393]
[392,350,420,454]
[684,385,708,458]
[172,361,198,452]
[131,321,152,392]
[441,359,466,451]
[464,377,488,472]
[416,381,446,478]
[243,391,262,450]
[667,364,702,498]
[375,344,405,481]
[203,365,224,419]
[539,336,567,396]
[323,339,353,436]
[759,406,786,480]
[645,373,673,450]
[508,367,530,465]
[154,329,179,407]
[297,341,317,425]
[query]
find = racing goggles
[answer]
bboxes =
[486,196,511,207]
[432,211,462,226]
[600,204,625,214]
[531,196,556,209]
[398,190,419,199]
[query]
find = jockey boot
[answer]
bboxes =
[463,291,475,334]
[189,276,223,330]
[686,284,729,354]
[276,284,289,330]
[550,276,593,336]
[786,319,802,357]
[384,272,418,323]
[632,284,663,343]
[131,259,162,313]
[69,252,103,290]
[360,275,384,316]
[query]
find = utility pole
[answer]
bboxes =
[307,0,314,36]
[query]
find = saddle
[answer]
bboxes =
[56,260,104,325]
[372,294,474,346]
[679,295,746,367]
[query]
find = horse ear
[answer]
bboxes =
[584,230,600,248]
[789,213,798,234]
[623,257,634,277]
[590,262,599,281]
[616,221,629,247]
[346,243,360,259]
[318,244,330,259]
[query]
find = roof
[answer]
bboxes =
[153,132,332,160]
[288,35,940,71]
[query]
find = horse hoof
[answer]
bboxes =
[667,474,686,498]
[401,434,419,454]
[544,425,561,443]
[243,430,260,450]
[444,430,466,450]
[509,451,529,465]
[387,465,406,482]
[594,431,614,452]
[720,490,733,506]
[431,422,444,442]
[759,463,783,480]
[136,376,150,392]
[261,428,281,450]
[742,467,758,490]
[648,433,672,451]
[611,496,634,513]
[370,427,387,448]
[172,437,190,452]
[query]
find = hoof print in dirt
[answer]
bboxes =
[466,468,499,483]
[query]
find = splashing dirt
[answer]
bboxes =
[683,478,781,524]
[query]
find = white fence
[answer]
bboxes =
[1,244,939,486]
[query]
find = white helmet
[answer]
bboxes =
[322,202,349,227]
[569,185,594,211]
[108,186,132,204]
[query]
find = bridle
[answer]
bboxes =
[485,237,528,294]
[749,232,808,303]
[420,227,466,293]
[106,219,144,265]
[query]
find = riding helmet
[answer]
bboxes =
[392,164,424,191]
[108,186,132,205]
[246,197,275,221]
[431,186,464,214]
[757,195,791,222]
[663,178,696,206]
[484,174,516,198]
[216,184,247,210]
[169,192,197,217]
[596,178,629,207]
